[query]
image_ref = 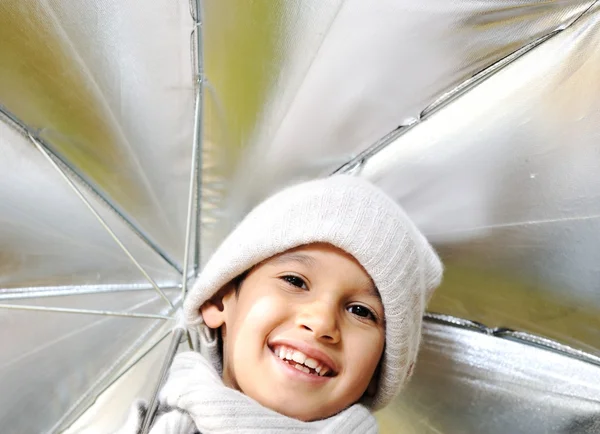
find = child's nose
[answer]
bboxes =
[296,302,341,343]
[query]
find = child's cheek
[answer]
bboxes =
[243,293,286,329]
[231,293,288,386]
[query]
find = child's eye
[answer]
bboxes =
[347,305,376,321]
[280,275,307,289]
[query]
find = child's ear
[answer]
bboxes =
[200,284,235,329]
[200,300,225,329]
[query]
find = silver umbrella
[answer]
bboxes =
[1,1,599,433]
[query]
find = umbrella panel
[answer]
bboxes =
[0,119,180,289]
[63,326,173,434]
[362,1,600,356]
[0,290,177,434]
[1,1,194,432]
[198,0,595,257]
[377,321,600,433]
[0,0,195,265]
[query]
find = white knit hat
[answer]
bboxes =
[184,174,443,410]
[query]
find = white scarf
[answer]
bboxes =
[116,351,378,434]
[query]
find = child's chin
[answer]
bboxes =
[252,392,339,422]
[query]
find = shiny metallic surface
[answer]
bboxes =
[0,303,171,320]
[361,1,600,355]
[0,291,176,433]
[0,0,194,262]
[425,313,600,370]
[29,134,174,308]
[63,327,173,434]
[198,0,595,255]
[1,0,600,433]
[377,321,600,433]
[0,120,179,289]
[0,1,191,431]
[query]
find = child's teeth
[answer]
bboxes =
[291,351,307,364]
[304,358,318,369]
[293,364,310,374]
[274,346,332,376]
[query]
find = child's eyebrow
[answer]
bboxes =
[269,252,318,269]
[366,284,381,299]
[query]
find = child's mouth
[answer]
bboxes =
[270,345,335,377]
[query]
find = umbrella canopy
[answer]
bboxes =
[1,1,599,433]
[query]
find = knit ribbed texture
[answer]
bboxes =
[116,352,377,434]
[184,174,443,410]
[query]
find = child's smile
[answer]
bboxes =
[201,243,385,421]
[270,343,335,377]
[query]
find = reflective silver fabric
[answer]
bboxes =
[0,0,192,432]
[379,321,600,433]
[200,0,594,251]
[1,0,599,433]
[0,291,176,433]
[0,0,194,263]
[362,1,600,354]
[63,328,173,434]
[0,122,179,289]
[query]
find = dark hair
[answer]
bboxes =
[231,269,250,296]
[216,269,251,360]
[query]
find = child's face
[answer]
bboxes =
[201,243,385,421]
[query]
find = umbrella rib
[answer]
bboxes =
[420,0,599,120]
[0,284,180,301]
[495,329,600,367]
[181,0,205,298]
[0,295,169,372]
[141,326,186,433]
[181,76,203,300]
[185,0,205,283]
[149,0,204,391]
[331,1,599,176]
[27,134,174,309]
[61,329,172,434]
[98,329,172,396]
[177,0,206,304]
[192,7,205,279]
[59,330,171,429]
[50,300,179,433]
[425,213,600,236]
[425,312,600,368]
[331,122,416,175]
[0,303,172,320]
[0,106,184,276]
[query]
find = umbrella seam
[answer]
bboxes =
[425,312,600,368]
[332,0,600,177]
[0,106,184,276]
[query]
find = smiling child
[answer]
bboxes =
[119,175,443,433]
